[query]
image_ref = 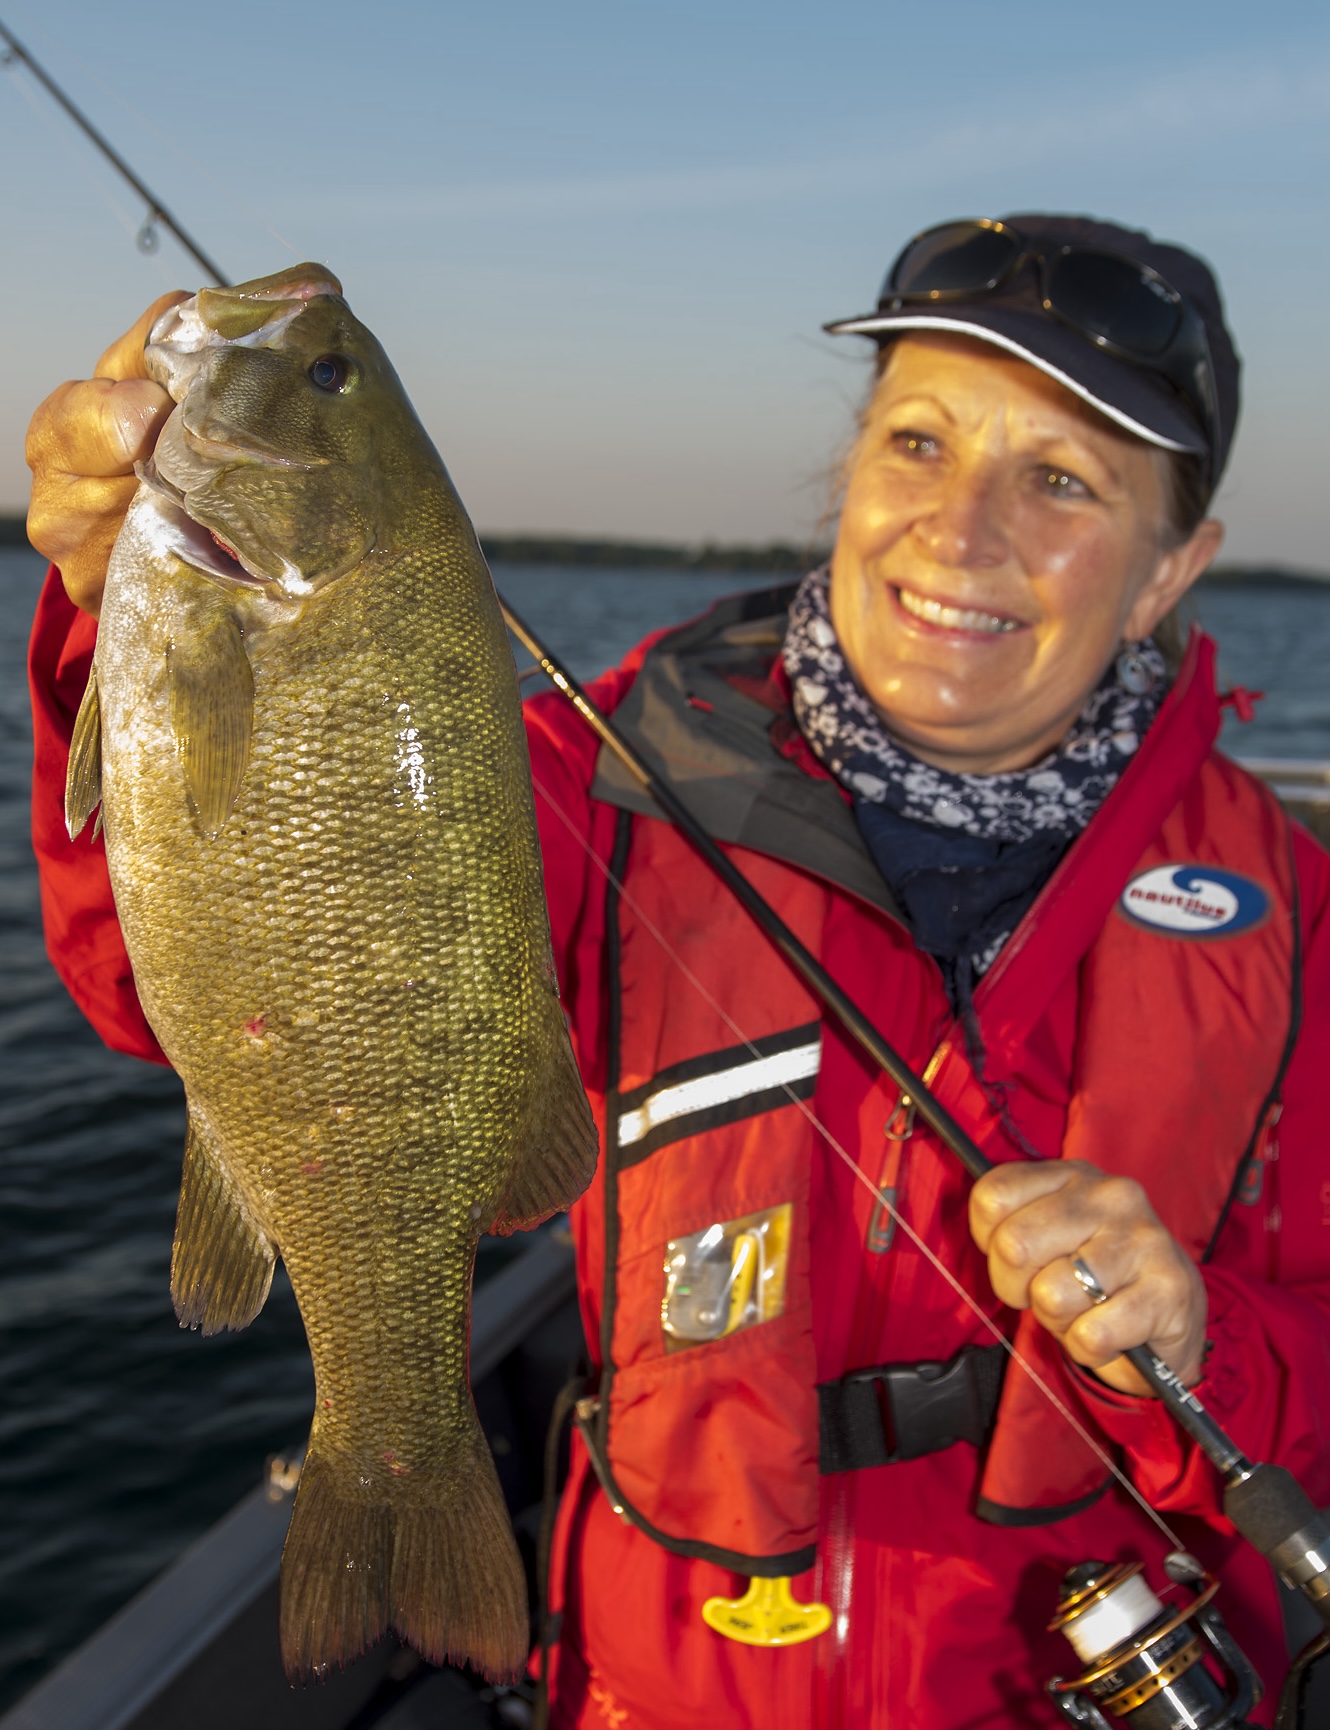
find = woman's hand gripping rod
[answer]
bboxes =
[501,597,1330,1626]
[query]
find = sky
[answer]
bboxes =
[1,0,1328,566]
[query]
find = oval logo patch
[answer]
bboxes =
[1119,864,1269,938]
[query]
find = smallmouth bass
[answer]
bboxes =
[65,264,597,1680]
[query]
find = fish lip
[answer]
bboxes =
[135,461,270,590]
[180,423,327,471]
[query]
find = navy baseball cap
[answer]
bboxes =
[825,213,1240,486]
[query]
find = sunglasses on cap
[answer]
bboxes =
[881,219,1220,477]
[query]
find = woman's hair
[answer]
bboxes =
[1159,451,1212,544]
[1153,451,1212,668]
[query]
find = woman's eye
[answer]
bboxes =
[309,355,352,393]
[890,430,940,459]
[1040,467,1093,499]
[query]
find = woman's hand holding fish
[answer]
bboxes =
[969,1158,1208,1396]
[25,292,188,616]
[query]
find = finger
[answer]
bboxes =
[1061,1287,1156,1371]
[988,1172,1148,1281]
[1040,1248,1206,1392]
[968,1160,1079,1253]
[1059,1277,1194,1384]
[94,290,191,381]
[28,471,139,563]
[1065,1250,1204,1364]
[1026,1241,1136,1335]
[27,377,175,480]
[26,473,140,615]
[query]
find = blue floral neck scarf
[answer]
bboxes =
[781,567,1167,996]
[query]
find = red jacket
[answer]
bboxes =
[27,571,1330,1728]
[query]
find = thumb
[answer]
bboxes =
[94,290,192,381]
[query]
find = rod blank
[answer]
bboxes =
[0,17,230,285]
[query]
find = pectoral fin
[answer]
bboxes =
[172,1112,275,1334]
[167,608,254,838]
[65,665,103,840]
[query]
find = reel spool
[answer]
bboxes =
[1047,1553,1260,1729]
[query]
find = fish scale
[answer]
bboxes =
[66,263,597,1681]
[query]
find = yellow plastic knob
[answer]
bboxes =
[701,1575,832,1646]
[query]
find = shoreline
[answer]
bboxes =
[1,518,1325,586]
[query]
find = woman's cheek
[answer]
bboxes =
[1026,527,1141,649]
[844,490,912,564]
[1006,494,1107,575]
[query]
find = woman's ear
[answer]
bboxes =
[1124,516,1225,642]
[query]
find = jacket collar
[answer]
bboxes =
[591,591,1223,994]
[590,584,901,918]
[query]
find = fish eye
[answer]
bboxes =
[309,355,352,393]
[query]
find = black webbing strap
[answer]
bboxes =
[818,1342,1007,1474]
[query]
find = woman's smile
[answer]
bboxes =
[892,582,1026,637]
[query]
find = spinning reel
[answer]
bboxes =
[1048,1553,1259,1729]
[1048,1524,1330,1730]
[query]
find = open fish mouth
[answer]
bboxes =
[135,460,269,589]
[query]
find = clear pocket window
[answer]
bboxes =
[662,1204,791,1350]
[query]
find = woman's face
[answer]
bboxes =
[829,333,1221,774]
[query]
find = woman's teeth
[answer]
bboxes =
[896,586,1020,634]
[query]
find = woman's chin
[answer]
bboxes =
[857,673,1068,773]
[841,611,1108,772]
[856,658,1026,737]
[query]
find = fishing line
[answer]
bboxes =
[5,60,144,248]
[526,756,1187,1554]
[4,10,301,264]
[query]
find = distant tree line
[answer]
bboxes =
[478,534,832,572]
[1192,565,1330,589]
[1,514,1325,586]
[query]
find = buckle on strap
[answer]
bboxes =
[817,1343,1007,1475]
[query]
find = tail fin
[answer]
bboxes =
[279,1415,528,1682]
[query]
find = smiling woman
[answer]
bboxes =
[18,210,1330,1730]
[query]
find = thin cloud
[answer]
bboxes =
[293,50,1330,228]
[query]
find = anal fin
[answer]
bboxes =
[491,1022,598,1235]
[65,664,103,840]
[172,1112,275,1333]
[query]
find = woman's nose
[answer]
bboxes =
[915,467,1008,568]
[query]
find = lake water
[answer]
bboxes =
[2,547,1329,1709]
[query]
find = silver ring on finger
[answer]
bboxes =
[1071,1255,1108,1306]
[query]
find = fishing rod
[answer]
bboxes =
[502,598,1330,1727]
[0,15,230,285]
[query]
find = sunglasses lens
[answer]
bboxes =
[887,222,1020,298]
[1046,251,1181,356]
